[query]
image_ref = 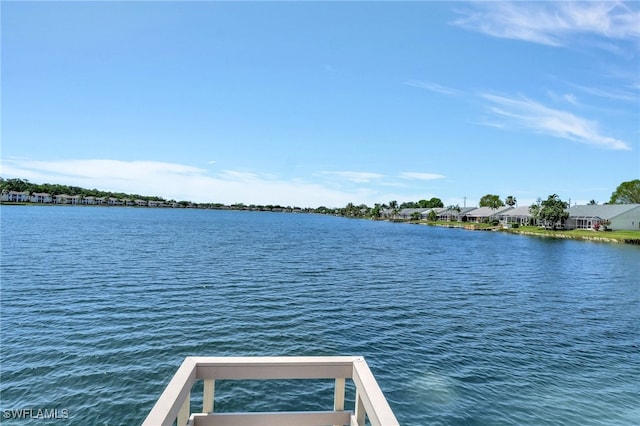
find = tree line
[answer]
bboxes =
[2,177,638,225]
[0,177,166,202]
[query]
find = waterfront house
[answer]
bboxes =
[424,207,446,219]
[30,192,53,203]
[54,194,72,204]
[1,190,31,202]
[82,196,96,205]
[135,199,148,207]
[464,206,514,223]
[499,206,534,227]
[397,208,433,219]
[437,206,475,222]
[565,204,640,231]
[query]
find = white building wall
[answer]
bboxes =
[611,206,640,231]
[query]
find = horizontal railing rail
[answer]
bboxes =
[142,356,399,426]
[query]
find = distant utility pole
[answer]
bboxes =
[463,197,466,208]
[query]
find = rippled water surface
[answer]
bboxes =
[1,206,639,425]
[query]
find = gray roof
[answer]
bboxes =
[465,206,514,217]
[500,206,532,217]
[398,208,428,215]
[438,207,475,215]
[567,204,640,219]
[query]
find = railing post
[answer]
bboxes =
[334,377,345,426]
[177,392,190,426]
[202,379,215,413]
[354,390,366,426]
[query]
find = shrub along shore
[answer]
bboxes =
[411,221,640,245]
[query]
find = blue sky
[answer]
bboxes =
[2,1,639,208]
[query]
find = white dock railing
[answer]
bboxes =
[143,356,399,426]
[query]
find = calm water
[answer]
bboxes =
[1,206,638,425]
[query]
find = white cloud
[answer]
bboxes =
[570,82,639,102]
[0,159,406,207]
[400,172,446,181]
[547,90,581,106]
[480,93,631,150]
[405,80,460,96]
[317,171,385,183]
[452,1,640,47]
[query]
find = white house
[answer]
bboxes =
[1,191,31,202]
[30,192,53,203]
[566,204,640,231]
[499,206,534,226]
[54,194,72,204]
[464,206,514,223]
[437,207,475,222]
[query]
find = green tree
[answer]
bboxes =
[529,199,541,222]
[609,179,640,204]
[426,197,444,208]
[531,194,569,230]
[505,195,517,206]
[370,204,382,219]
[1,178,31,192]
[588,200,598,205]
[479,194,504,209]
[427,209,438,222]
[389,200,399,218]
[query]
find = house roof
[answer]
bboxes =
[567,204,640,220]
[500,206,532,217]
[438,207,475,215]
[424,207,446,214]
[465,206,514,217]
[398,208,427,215]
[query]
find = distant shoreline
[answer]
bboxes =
[3,201,639,245]
[410,221,640,245]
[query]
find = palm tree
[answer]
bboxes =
[389,200,399,218]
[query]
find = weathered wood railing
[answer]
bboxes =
[142,356,399,426]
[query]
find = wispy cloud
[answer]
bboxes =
[405,80,460,96]
[400,172,446,181]
[317,171,385,183]
[481,93,631,150]
[0,159,387,207]
[452,1,640,47]
[570,82,639,102]
[547,90,581,106]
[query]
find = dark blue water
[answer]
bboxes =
[1,206,638,425]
